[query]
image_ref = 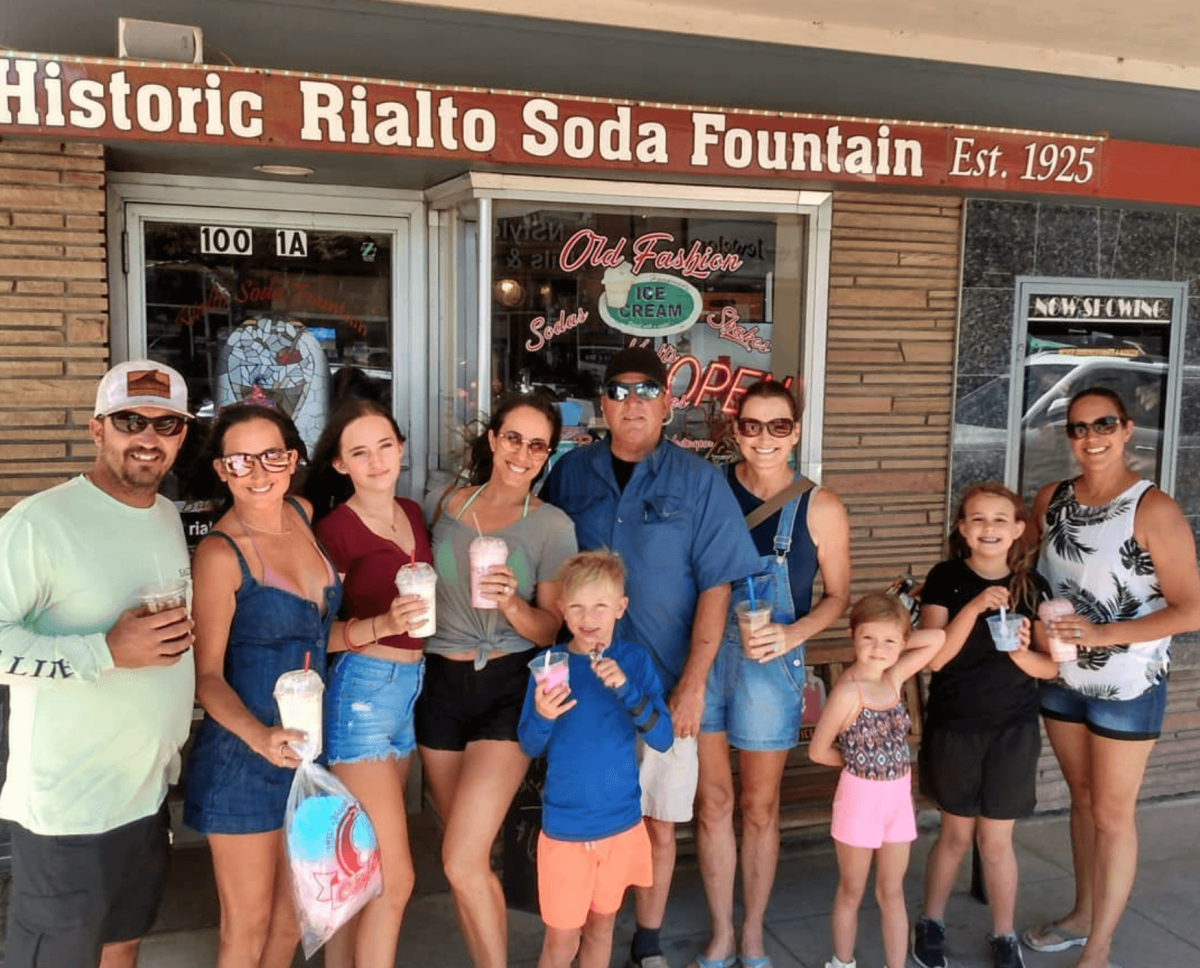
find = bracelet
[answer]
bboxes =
[343,617,368,653]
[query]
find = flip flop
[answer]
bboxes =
[1021,923,1089,952]
[687,957,738,968]
[739,957,773,968]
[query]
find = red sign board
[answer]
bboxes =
[1,52,1197,205]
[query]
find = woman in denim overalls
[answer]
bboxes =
[695,380,852,968]
[184,405,343,968]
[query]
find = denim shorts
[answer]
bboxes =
[700,636,806,751]
[1040,676,1168,741]
[326,652,425,764]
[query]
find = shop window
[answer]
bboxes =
[429,176,831,481]
[1008,278,1188,500]
[491,207,803,460]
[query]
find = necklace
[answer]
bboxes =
[237,514,292,536]
[351,499,403,534]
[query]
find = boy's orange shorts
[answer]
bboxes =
[537,821,653,929]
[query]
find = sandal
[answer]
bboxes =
[687,957,738,968]
[1021,922,1089,952]
[739,957,773,968]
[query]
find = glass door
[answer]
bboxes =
[113,183,423,539]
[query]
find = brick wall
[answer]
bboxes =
[808,191,962,661]
[0,139,108,513]
[777,191,962,831]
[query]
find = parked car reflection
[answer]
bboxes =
[954,353,1168,501]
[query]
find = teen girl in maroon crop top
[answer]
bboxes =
[306,397,432,968]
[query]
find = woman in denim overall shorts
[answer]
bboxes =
[694,380,852,968]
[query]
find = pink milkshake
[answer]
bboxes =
[469,535,509,609]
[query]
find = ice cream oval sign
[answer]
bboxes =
[599,264,703,337]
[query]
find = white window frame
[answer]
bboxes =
[426,173,833,481]
[107,174,429,496]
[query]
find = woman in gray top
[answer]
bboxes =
[415,391,576,968]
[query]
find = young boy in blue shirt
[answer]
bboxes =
[519,550,674,968]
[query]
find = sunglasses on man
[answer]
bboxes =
[105,411,187,437]
[736,417,796,438]
[604,380,663,402]
[1064,415,1124,439]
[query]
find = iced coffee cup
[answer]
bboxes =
[138,578,190,654]
[986,613,1023,652]
[138,577,188,615]
[529,650,570,693]
[601,262,637,309]
[395,562,437,638]
[469,535,509,609]
[1039,598,1078,662]
[735,601,772,657]
[274,666,324,760]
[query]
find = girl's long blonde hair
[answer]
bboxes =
[948,482,1039,611]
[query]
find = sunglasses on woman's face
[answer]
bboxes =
[496,430,551,457]
[736,417,796,438]
[1065,415,1124,439]
[106,410,187,437]
[220,449,294,477]
[604,380,663,402]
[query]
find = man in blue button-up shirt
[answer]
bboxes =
[544,346,760,968]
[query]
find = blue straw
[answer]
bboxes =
[747,578,757,610]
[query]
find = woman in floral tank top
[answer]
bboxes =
[1022,387,1200,968]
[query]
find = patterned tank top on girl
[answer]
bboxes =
[1038,477,1169,701]
[836,678,912,781]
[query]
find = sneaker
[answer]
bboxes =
[988,934,1026,968]
[627,956,671,968]
[912,916,947,968]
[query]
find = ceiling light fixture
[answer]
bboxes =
[253,164,315,177]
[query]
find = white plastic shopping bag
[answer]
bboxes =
[284,759,382,958]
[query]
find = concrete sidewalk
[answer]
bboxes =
[139,796,1200,968]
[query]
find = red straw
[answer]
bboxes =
[304,651,311,672]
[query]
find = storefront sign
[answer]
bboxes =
[1028,295,1171,322]
[706,306,771,354]
[524,308,588,351]
[598,272,702,337]
[1,53,1127,198]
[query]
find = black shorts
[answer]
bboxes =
[919,721,1041,820]
[415,649,536,751]
[6,803,171,968]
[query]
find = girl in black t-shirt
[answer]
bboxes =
[911,483,1059,968]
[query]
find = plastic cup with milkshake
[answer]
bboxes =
[395,562,437,637]
[137,577,190,655]
[735,573,774,657]
[469,535,509,609]
[1039,598,1078,662]
[529,650,570,693]
[274,654,324,760]
[735,602,773,656]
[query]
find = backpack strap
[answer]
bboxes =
[744,475,816,532]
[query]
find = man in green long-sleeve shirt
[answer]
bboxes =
[0,360,196,968]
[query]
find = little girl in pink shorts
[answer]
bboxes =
[809,593,945,968]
